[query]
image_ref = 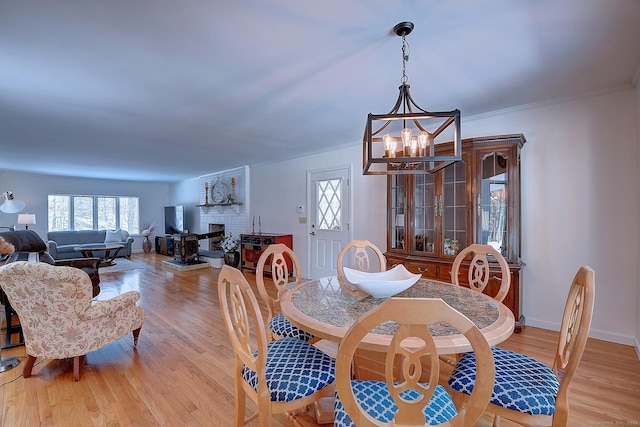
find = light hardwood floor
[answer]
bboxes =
[1,253,639,426]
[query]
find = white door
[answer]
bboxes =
[308,166,352,279]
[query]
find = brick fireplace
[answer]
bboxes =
[208,224,224,250]
[197,167,249,254]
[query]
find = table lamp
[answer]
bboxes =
[17,213,36,230]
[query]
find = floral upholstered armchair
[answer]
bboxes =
[0,261,145,381]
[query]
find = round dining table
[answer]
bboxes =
[280,275,515,354]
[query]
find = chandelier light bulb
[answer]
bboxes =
[418,131,428,148]
[383,134,397,158]
[401,128,412,156]
[401,128,412,147]
[418,131,429,156]
[410,137,418,157]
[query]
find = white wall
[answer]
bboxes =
[250,150,387,274]
[462,89,639,345]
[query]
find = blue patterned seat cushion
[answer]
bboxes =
[334,380,457,426]
[270,313,315,342]
[448,346,560,415]
[242,337,335,402]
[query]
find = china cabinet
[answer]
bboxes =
[386,134,526,330]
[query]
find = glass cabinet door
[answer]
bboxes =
[389,175,406,251]
[414,173,436,254]
[442,160,467,256]
[478,152,508,256]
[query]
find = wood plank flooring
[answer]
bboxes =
[1,253,639,426]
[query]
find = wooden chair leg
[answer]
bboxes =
[73,356,81,381]
[132,327,141,348]
[22,355,36,378]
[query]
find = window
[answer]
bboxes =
[316,178,342,231]
[48,195,140,233]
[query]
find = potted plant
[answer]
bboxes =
[221,233,240,267]
[140,222,156,254]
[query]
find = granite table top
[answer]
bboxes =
[281,276,515,354]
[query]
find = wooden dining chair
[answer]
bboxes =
[334,297,495,427]
[255,243,315,342]
[336,239,386,280]
[449,265,595,426]
[451,243,511,303]
[217,265,336,427]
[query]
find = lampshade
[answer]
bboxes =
[17,213,36,230]
[0,192,26,214]
[18,213,36,225]
[363,22,462,175]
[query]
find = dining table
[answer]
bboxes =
[280,275,515,355]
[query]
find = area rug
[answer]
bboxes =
[99,258,147,273]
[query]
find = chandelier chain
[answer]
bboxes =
[401,35,410,84]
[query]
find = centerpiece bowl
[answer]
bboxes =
[343,264,421,298]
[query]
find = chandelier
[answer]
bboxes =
[363,21,461,175]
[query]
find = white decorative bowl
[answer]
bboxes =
[343,264,421,298]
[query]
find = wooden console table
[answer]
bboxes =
[240,233,292,273]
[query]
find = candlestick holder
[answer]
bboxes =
[204,182,209,205]
[230,178,236,203]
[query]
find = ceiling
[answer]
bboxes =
[2,0,639,182]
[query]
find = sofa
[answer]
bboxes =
[47,229,134,260]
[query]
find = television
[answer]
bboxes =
[164,205,185,235]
